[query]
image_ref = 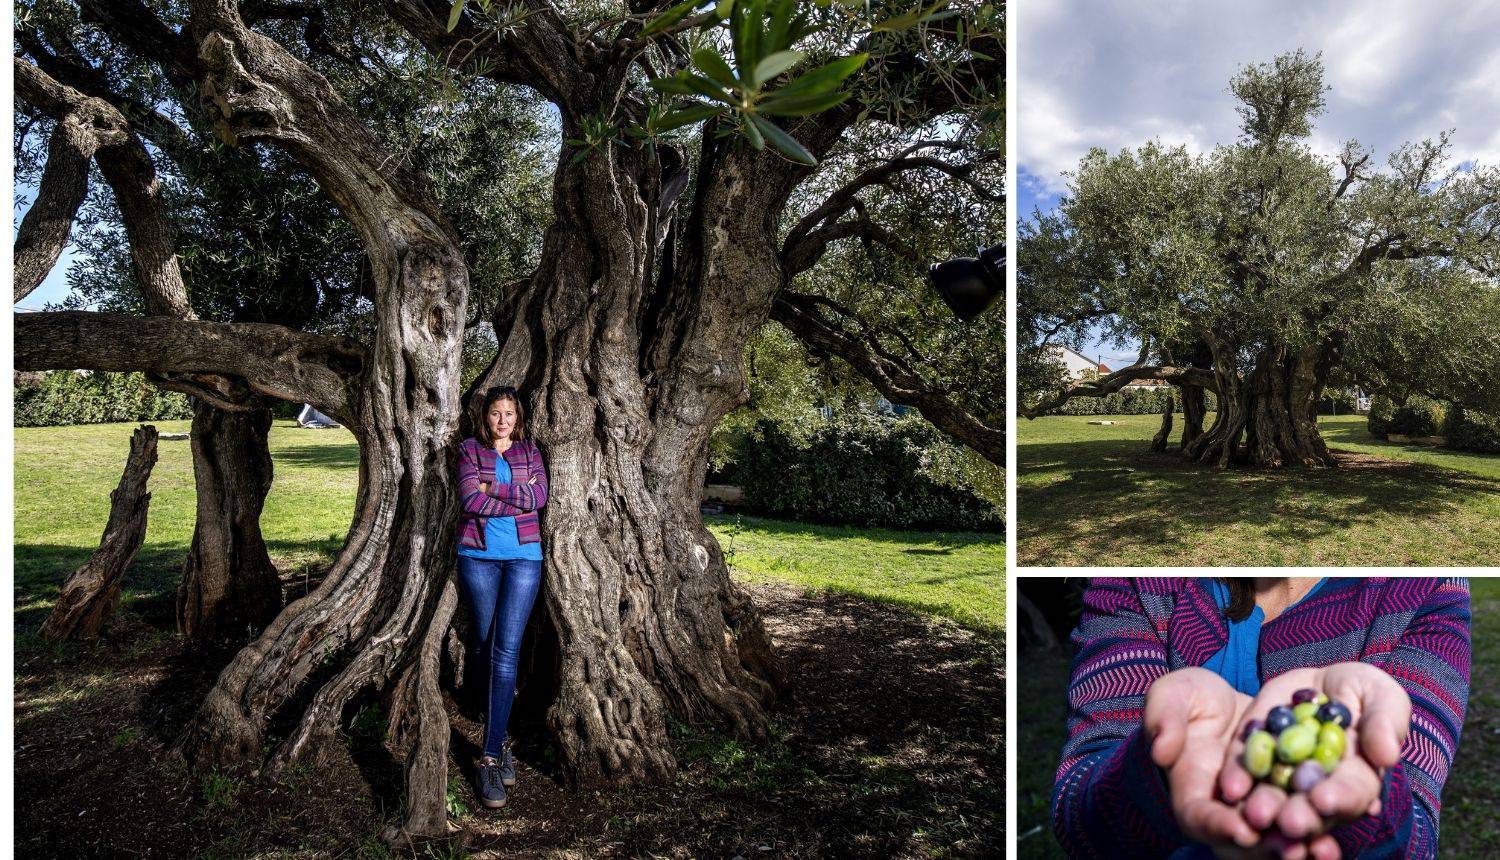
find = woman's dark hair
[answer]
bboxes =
[474,386,525,445]
[1219,578,1255,622]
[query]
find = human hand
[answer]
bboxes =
[1145,668,1261,850]
[1218,663,1412,857]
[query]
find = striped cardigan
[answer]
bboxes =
[1053,578,1471,859]
[455,437,548,551]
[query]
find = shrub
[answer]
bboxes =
[1387,398,1445,438]
[14,370,195,427]
[1367,394,1394,438]
[1444,405,1500,454]
[735,416,1001,532]
[1053,386,1218,416]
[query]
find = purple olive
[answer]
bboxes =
[1292,688,1319,705]
[1292,760,1326,792]
[1241,718,1266,741]
[1317,701,1352,728]
[1265,706,1297,735]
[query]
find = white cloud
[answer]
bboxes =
[1018,0,1500,196]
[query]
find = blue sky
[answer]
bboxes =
[1017,0,1500,367]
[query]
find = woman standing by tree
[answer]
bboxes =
[456,386,550,808]
[1052,578,1470,859]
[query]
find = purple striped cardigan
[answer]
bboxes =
[455,437,548,551]
[1053,578,1470,859]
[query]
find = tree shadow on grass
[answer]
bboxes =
[1018,439,1500,565]
[269,440,361,470]
[705,513,999,549]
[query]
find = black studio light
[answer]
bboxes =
[928,243,1003,321]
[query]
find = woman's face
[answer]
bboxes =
[486,398,518,441]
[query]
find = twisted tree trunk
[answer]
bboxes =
[471,131,784,786]
[1151,393,1174,452]
[177,402,283,640]
[1181,343,1336,468]
[40,425,158,641]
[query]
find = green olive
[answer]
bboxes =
[1270,762,1295,789]
[1277,723,1317,763]
[1243,730,1276,778]
[1293,701,1320,722]
[1318,722,1346,759]
[1313,742,1342,774]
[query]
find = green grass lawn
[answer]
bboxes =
[1018,578,1500,859]
[14,420,1001,637]
[707,515,1002,637]
[1018,413,1500,566]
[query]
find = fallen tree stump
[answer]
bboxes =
[39,425,159,641]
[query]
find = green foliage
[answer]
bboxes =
[734,415,1000,531]
[14,371,194,427]
[1367,393,1394,438]
[1053,387,1219,417]
[1444,405,1500,454]
[644,0,869,164]
[201,770,245,812]
[444,775,469,820]
[1388,398,1446,438]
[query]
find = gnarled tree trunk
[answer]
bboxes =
[1151,393,1174,452]
[1181,343,1336,468]
[41,425,158,641]
[471,129,784,786]
[177,402,283,640]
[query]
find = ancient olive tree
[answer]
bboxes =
[14,0,999,840]
[1020,51,1500,468]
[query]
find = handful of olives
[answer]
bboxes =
[1241,688,1352,793]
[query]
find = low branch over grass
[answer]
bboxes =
[15,311,365,422]
[1023,364,1219,419]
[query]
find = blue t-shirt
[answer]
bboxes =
[1199,578,1327,696]
[457,455,543,561]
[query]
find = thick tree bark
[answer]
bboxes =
[177,403,283,640]
[14,118,93,301]
[472,130,784,787]
[40,426,158,641]
[1150,393,1174,452]
[1180,344,1337,468]
[164,3,470,844]
[1181,385,1206,447]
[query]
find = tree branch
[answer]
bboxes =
[784,142,996,257]
[16,311,364,420]
[771,291,1003,468]
[1022,363,1220,419]
[13,117,96,301]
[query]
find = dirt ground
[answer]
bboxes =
[13,582,1003,859]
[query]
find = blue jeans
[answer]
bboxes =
[455,555,543,758]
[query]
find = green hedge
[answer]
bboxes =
[1055,387,1219,416]
[1444,406,1500,454]
[733,418,1001,532]
[14,370,194,427]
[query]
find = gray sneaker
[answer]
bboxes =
[498,739,517,787]
[476,756,507,808]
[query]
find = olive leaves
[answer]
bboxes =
[645,0,868,165]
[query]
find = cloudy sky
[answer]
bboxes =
[1017,0,1500,365]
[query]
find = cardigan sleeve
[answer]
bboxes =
[482,442,549,511]
[1051,578,1187,858]
[457,440,528,518]
[1330,578,1471,860]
